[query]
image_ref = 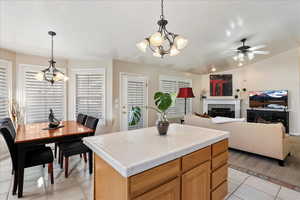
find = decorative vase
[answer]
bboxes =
[156,113,169,136]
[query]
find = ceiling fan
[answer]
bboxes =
[231,38,269,65]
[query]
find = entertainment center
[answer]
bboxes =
[247,90,289,133]
[247,109,289,133]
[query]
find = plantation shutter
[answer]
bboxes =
[160,79,177,116]
[75,73,105,120]
[160,77,192,117]
[0,65,9,119]
[127,79,146,130]
[24,67,65,123]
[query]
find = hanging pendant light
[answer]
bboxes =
[35,31,68,84]
[136,0,188,58]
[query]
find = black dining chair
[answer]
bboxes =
[55,113,88,159]
[0,118,54,196]
[77,113,88,125]
[59,116,99,178]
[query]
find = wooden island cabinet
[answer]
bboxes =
[83,124,229,200]
[93,139,228,200]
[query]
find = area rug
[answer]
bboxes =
[228,136,300,192]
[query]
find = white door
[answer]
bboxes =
[120,74,148,131]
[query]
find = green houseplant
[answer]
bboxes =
[129,92,176,135]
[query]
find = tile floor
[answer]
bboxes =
[0,156,300,200]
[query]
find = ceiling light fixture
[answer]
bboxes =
[231,38,269,65]
[136,0,188,58]
[35,31,68,84]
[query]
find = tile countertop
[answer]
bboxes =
[83,123,229,178]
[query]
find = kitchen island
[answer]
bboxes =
[83,124,230,200]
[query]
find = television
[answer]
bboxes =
[249,90,288,109]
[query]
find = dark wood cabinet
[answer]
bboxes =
[247,109,289,133]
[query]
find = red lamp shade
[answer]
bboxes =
[177,87,195,98]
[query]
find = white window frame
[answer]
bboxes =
[119,72,149,131]
[69,67,106,122]
[0,59,12,118]
[17,64,67,123]
[0,59,12,159]
[159,75,193,118]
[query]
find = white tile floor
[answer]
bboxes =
[0,157,300,200]
[227,168,300,200]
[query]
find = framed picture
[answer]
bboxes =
[210,74,232,96]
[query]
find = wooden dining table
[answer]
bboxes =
[15,120,94,198]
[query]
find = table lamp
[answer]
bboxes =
[177,87,195,115]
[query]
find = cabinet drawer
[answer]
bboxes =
[212,139,228,157]
[211,164,228,190]
[212,151,228,171]
[133,178,180,200]
[182,146,211,172]
[130,159,180,198]
[211,180,228,200]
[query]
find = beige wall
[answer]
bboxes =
[112,60,202,131]
[200,48,300,135]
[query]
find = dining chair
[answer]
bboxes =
[77,113,88,125]
[0,118,54,196]
[59,116,99,178]
[55,113,88,159]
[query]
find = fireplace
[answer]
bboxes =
[208,104,235,118]
[203,99,241,118]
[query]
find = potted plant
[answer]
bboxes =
[129,92,176,135]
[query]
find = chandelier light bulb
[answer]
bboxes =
[136,39,149,52]
[233,55,238,61]
[238,62,243,67]
[53,74,61,82]
[63,76,69,82]
[174,35,188,50]
[149,32,163,47]
[35,72,44,81]
[238,52,244,60]
[56,72,65,81]
[153,48,162,57]
[170,45,180,56]
[211,67,216,72]
[248,52,254,60]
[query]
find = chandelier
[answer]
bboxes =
[136,0,188,58]
[35,31,68,84]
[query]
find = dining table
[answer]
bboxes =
[15,120,94,198]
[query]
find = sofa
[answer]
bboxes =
[184,114,291,165]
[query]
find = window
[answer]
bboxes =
[20,65,66,123]
[160,76,192,117]
[70,68,105,121]
[0,60,12,119]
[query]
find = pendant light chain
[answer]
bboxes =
[160,0,164,19]
[51,33,54,61]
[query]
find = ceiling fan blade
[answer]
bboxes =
[253,50,270,55]
[249,45,266,51]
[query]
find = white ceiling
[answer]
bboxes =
[1,0,300,74]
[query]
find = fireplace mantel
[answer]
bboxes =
[203,98,241,118]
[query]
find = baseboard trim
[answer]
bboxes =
[289,132,300,136]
